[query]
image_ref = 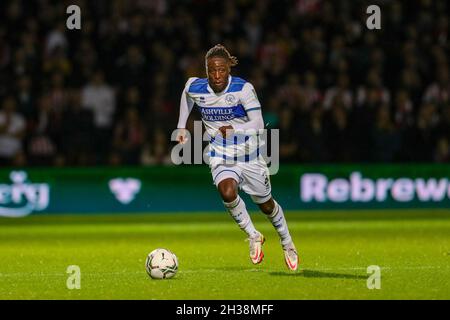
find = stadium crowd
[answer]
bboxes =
[0,0,449,166]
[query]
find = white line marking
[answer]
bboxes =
[0,266,448,278]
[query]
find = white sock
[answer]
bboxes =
[266,201,292,247]
[223,196,258,237]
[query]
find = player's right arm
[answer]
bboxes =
[176,77,197,144]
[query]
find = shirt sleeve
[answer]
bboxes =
[240,82,261,112]
[177,78,197,129]
[233,82,264,131]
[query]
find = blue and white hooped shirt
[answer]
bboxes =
[178,75,264,163]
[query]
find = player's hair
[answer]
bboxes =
[205,44,239,68]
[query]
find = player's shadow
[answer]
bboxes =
[270,269,366,280]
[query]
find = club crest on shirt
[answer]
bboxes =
[225,94,236,105]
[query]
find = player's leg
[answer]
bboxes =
[257,197,299,271]
[213,167,265,264]
[258,198,292,246]
[217,176,259,237]
[240,161,299,270]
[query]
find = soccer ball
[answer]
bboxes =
[145,248,178,279]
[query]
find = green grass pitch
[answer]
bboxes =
[0,210,449,300]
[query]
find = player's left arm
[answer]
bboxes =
[219,82,264,137]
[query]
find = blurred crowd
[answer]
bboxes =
[0,0,449,167]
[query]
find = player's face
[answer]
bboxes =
[207,57,230,93]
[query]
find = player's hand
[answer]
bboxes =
[175,128,189,144]
[218,125,234,138]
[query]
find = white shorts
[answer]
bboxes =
[211,158,272,204]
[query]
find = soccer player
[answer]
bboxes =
[176,44,299,271]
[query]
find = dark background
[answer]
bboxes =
[0,0,448,167]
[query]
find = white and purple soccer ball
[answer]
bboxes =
[145,248,178,279]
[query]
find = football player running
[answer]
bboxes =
[176,44,299,271]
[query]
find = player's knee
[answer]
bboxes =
[259,198,275,215]
[218,180,238,203]
[220,187,238,203]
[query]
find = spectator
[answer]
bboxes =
[43,46,72,77]
[278,108,298,162]
[393,89,414,129]
[45,23,68,57]
[114,45,147,89]
[436,104,450,139]
[326,105,353,162]
[299,105,329,162]
[62,89,95,166]
[323,73,353,110]
[15,75,34,120]
[356,69,390,107]
[113,107,146,165]
[403,103,439,161]
[301,71,322,110]
[371,105,401,162]
[277,74,303,109]
[434,137,449,162]
[140,128,172,165]
[27,95,57,166]
[81,70,116,161]
[424,67,450,106]
[0,96,26,165]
